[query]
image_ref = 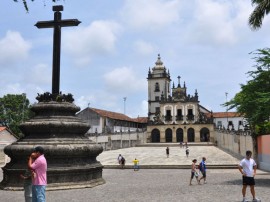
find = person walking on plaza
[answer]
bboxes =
[132,158,139,171]
[28,146,47,202]
[166,147,169,158]
[20,164,32,202]
[117,154,122,164]
[185,146,189,158]
[198,157,207,184]
[189,159,199,185]
[238,150,260,202]
[119,155,125,169]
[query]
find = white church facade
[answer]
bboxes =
[146,55,214,143]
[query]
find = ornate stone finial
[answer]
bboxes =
[195,89,198,100]
[184,81,186,88]
[53,5,63,11]
[155,54,163,66]
[172,82,175,88]
[177,76,181,87]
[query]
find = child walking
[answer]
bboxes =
[20,168,32,202]
[189,159,199,185]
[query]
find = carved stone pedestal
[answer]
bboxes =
[0,101,105,190]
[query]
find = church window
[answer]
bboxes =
[176,109,183,121]
[165,110,172,121]
[155,107,160,113]
[187,109,194,121]
[155,82,160,92]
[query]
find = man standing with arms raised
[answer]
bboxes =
[28,146,47,202]
[238,150,260,202]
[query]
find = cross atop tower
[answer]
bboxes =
[35,5,81,95]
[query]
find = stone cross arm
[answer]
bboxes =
[35,19,81,28]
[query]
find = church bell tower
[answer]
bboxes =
[147,54,171,121]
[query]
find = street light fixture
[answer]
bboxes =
[225,92,228,130]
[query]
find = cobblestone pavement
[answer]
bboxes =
[1,145,269,201]
[1,169,270,202]
[97,145,240,167]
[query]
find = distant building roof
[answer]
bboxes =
[131,117,148,123]
[0,126,18,139]
[211,112,243,118]
[87,108,148,123]
[0,127,6,132]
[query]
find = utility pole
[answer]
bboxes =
[225,92,228,129]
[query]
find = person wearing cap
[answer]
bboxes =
[28,146,47,202]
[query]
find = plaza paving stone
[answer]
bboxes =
[1,145,269,202]
[97,144,240,168]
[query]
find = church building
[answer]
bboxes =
[147,54,214,143]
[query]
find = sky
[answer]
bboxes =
[0,0,270,118]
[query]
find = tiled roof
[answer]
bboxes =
[0,127,6,132]
[89,108,147,123]
[131,117,148,123]
[210,112,242,118]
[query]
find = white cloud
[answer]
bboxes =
[1,83,24,95]
[184,0,253,46]
[134,40,156,55]
[103,67,147,94]
[120,0,181,30]
[23,63,51,85]
[63,20,122,66]
[0,31,31,66]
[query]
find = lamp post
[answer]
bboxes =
[225,92,228,130]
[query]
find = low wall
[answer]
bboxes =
[257,135,270,172]
[214,130,254,159]
[87,131,147,151]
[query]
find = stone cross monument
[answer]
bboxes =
[0,6,104,190]
[35,5,80,95]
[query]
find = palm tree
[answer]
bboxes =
[249,0,270,30]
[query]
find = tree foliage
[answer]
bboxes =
[224,48,270,136]
[249,0,270,30]
[0,94,33,137]
[13,0,62,12]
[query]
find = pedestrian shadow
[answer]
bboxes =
[221,179,270,187]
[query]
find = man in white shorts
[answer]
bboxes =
[238,150,260,202]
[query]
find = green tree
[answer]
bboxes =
[13,0,61,12]
[0,94,32,137]
[224,48,270,136]
[249,0,270,30]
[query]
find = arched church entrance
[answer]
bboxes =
[165,128,172,142]
[151,129,160,142]
[187,128,195,142]
[176,128,183,142]
[200,127,210,142]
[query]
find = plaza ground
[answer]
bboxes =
[1,144,270,202]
